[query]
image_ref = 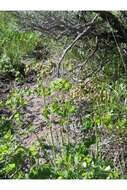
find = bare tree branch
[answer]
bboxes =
[97,11,127,43]
[62,36,99,77]
[57,14,98,77]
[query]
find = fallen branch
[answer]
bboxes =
[62,36,99,77]
[57,14,98,77]
[71,60,108,82]
[78,36,99,70]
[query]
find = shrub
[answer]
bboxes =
[0,12,39,74]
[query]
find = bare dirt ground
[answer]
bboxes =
[1,67,127,173]
[0,70,82,150]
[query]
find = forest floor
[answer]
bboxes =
[1,58,127,175]
[0,66,82,151]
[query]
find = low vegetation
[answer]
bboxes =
[0,11,127,179]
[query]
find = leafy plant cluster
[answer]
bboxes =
[0,89,36,178]
[1,11,127,179]
[0,12,39,75]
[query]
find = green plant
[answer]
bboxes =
[27,144,120,179]
[0,12,39,74]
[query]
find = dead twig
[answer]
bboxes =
[62,36,99,77]
[57,14,98,77]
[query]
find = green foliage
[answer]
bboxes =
[41,78,76,125]
[28,144,120,179]
[82,118,94,129]
[93,78,127,129]
[49,100,76,118]
[55,144,119,179]
[0,12,39,74]
[50,78,72,92]
[1,11,127,179]
[6,90,28,110]
[29,164,53,179]
[0,89,35,179]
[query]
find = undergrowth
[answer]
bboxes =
[0,11,127,179]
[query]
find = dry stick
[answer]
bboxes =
[63,36,99,78]
[55,126,63,158]
[32,130,54,166]
[60,38,98,78]
[81,37,98,70]
[69,59,106,83]
[82,61,107,81]
[107,18,127,74]
[57,15,98,77]
[48,125,58,167]
[56,21,98,40]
